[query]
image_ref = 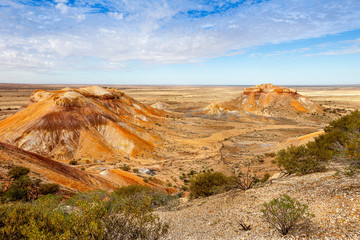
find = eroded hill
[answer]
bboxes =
[0,86,167,162]
[195,84,323,120]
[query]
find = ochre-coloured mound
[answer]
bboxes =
[0,86,166,162]
[0,141,116,192]
[200,84,322,119]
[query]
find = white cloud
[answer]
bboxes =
[56,3,69,14]
[0,0,360,71]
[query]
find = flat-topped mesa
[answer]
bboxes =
[229,83,322,117]
[198,83,322,120]
[0,86,166,162]
[243,83,297,94]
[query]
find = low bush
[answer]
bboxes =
[5,175,33,201]
[39,183,60,195]
[0,190,169,240]
[235,166,259,190]
[189,171,232,197]
[114,185,179,208]
[120,164,131,171]
[261,194,314,235]
[276,111,360,175]
[69,160,78,165]
[8,166,30,179]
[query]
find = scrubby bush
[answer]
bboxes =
[69,160,78,165]
[0,190,169,240]
[261,194,314,235]
[8,166,30,179]
[235,166,259,190]
[120,164,131,171]
[39,183,60,195]
[265,152,276,158]
[114,185,178,208]
[189,171,231,197]
[5,175,33,201]
[276,111,360,175]
[276,145,327,175]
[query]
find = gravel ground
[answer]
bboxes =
[157,169,360,240]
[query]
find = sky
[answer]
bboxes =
[0,0,360,85]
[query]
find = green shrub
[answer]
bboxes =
[276,111,360,175]
[69,160,78,165]
[5,175,33,201]
[261,194,314,235]
[8,166,30,179]
[276,145,327,175]
[265,152,276,158]
[189,171,231,197]
[114,185,178,208]
[0,191,169,240]
[39,183,60,195]
[120,164,131,171]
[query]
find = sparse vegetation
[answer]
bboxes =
[114,185,179,209]
[1,166,62,202]
[261,194,314,235]
[0,190,169,240]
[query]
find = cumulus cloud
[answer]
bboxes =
[0,0,360,71]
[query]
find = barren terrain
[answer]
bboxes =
[1,84,360,185]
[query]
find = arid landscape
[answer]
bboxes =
[1,83,360,239]
[1,1,360,239]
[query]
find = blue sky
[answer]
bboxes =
[0,0,360,85]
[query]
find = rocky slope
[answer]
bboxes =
[158,168,360,239]
[0,86,167,163]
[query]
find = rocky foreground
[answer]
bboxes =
[157,167,360,240]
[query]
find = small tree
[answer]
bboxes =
[261,194,314,235]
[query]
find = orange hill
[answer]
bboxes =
[199,84,322,119]
[0,86,167,163]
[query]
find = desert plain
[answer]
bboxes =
[1,84,359,181]
[0,83,360,239]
